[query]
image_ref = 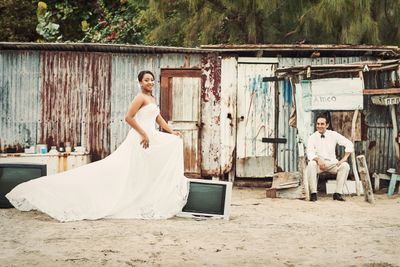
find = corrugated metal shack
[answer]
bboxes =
[0,42,214,178]
[202,44,400,179]
[1,43,399,180]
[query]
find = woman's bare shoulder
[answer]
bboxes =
[131,94,146,104]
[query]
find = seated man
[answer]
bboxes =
[306,114,354,202]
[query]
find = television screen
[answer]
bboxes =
[0,163,47,208]
[179,179,232,220]
[182,182,226,215]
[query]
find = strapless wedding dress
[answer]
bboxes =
[6,103,189,222]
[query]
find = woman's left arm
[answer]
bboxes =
[156,115,182,137]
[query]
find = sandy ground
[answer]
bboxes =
[0,187,399,267]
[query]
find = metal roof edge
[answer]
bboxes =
[0,42,216,54]
[1,42,399,57]
[200,44,400,51]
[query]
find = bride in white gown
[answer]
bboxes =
[6,70,189,222]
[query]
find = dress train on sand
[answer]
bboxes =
[6,103,189,222]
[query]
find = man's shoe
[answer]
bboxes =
[310,193,317,202]
[333,193,345,201]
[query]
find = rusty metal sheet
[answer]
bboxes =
[200,54,221,177]
[39,51,112,161]
[219,57,237,175]
[0,51,40,153]
[110,53,202,152]
[276,79,298,172]
[236,59,276,177]
[276,56,365,173]
[236,156,274,178]
[364,126,396,173]
[331,111,361,141]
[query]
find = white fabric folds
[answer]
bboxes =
[6,103,189,222]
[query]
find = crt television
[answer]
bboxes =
[0,163,47,208]
[178,178,233,220]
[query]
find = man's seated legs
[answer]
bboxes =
[306,160,350,201]
[306,160,319,201]
[333,162,350,195]
[325,162,350,201]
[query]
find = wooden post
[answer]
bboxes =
[298,142,309,200]
[228,167,235,183]
[389,104,400,173]
[356,155,375,204]
[351,109,361,196]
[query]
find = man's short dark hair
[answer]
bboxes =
[316,113,329,124]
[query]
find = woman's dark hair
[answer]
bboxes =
[137,70,155,82]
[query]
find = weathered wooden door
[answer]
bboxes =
[160,69,202,177]
[236,58,277,177]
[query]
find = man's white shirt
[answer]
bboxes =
[306,130,354,163]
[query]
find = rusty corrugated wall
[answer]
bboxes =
[359,69,399,173]
[0,51,40,152]
[277,79,297,172]
[276,57,366,172]
[219,57,237,177]
[0,50,214,175]
[200,54,222,177]
[1,49,206,169]
[110,53,202,152]
[2,46,398,177]
[39,51,112,161]
[277,57,399,174]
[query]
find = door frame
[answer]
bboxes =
[160,68,202,177]
[160,69,202,122]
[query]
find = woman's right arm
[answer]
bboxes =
[125,96,149,148]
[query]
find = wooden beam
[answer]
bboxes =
[363,88,400,95]
[351,109,362,196]
[356,155,375,204]
[261,138,287,143]
[298,142,309,201]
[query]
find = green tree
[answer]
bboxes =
[82,0,147,44]
[294,0,380,44]
[143,0,400,46]
[373,0,400,45]
[35,0,97,42]
[0,0,38,42]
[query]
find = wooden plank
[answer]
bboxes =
[261,138,287,143]
[363,88,400,95]
[356,155,375,204]
[160,75,170,121]
[298,142,309,201]
[350,109,361,196]
[310,78,364,110]
[389,105,400,172]
[275,186,303,199]
[271,171,300,189]
[236,156,274,178]
[330,111,361,141]
[371,95,400,106]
